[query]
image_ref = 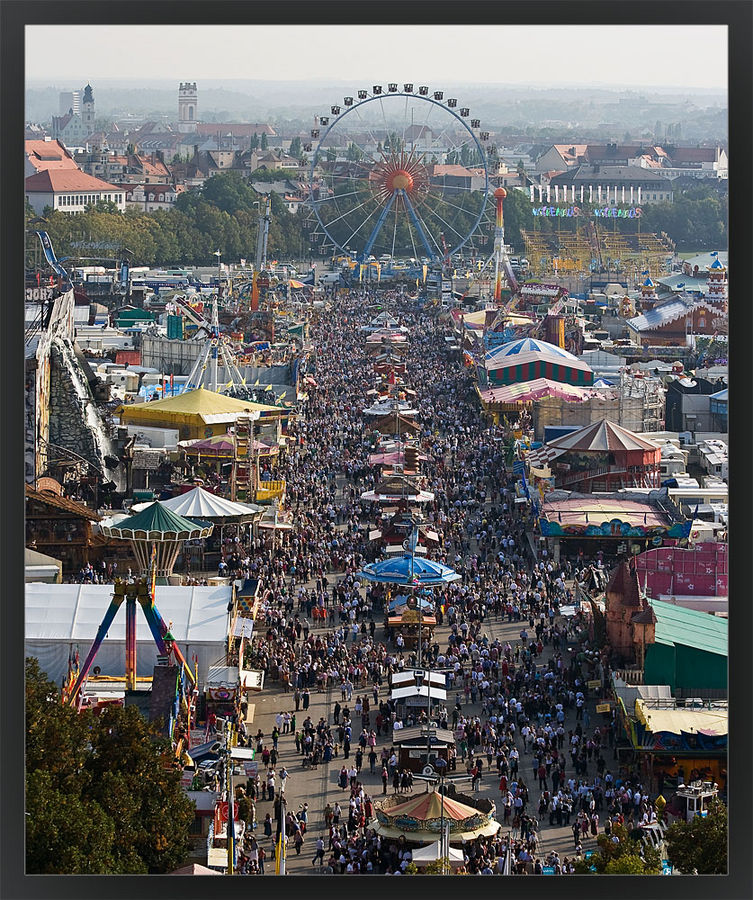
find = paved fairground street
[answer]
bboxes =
[203,287,651,877]
[21,40,731,884]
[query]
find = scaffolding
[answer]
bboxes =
[231,414,256,502]
[522,221,675,280]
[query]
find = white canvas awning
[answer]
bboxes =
[411,841,465,866]
[390,684,447,702]
[25,583,232,685]
[392,670,446,689]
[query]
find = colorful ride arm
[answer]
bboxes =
[66,584,127,706]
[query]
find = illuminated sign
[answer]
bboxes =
[593,207,642,218]
[532,206,582,217]
[532,206,642,218]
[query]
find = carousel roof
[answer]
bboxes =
[484,337,580,363]
[373,790,500,841]
[546,418,660,453]
[359,555,460,586]
[180,434,276,456]
[153,487,261,520]
[100,501,213,540]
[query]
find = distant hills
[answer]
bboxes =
[26,79,727,142]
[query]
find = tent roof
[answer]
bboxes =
[634,700,727,737]
[484,337,581,363]
[648,598,728,657]
[156,487,261,520]
[478,378,592,405]
[411,841,465,864]
[119,387,282,423]
[180,434,276,455]
[169,863,221,875]
[381,791,487,823]
[101,501,213,539]
[360,555,460,585]
[547,418,660,453]
[390,684,447,701]
[25,583,232,644]
[25,547,63,568]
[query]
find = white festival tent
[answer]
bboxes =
[410,840,465,866]
[131,486,261,520]
[25,583,232,686]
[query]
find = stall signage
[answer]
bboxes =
[243,761,258,777]
[542,865,555,874]
[531,206,642,218]
[596,702,612,714]
[587,680,601,690]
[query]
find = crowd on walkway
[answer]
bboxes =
[222,288,650,875]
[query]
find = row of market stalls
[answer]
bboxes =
[568,558,728,797]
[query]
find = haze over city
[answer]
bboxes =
[26,24,727,90]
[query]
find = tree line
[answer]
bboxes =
[25,171,726,272]
[27,171,314,269]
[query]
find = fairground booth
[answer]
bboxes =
[526,419,662,491]
[391,724,456,774]
[390,669,448,728]
[537,488,691,563]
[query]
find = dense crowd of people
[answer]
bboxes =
[204,287,659,876]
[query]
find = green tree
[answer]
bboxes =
[250,133,260,151]
[260,132,268,150]
[25,658,195,874]
[423,857,452,873]
[665,800,727,874]
[289,137,302,159]
[572,823,662,875]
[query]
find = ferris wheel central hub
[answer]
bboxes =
[388,170,414,192]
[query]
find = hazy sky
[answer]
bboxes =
[26,25,727,91]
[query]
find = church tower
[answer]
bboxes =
[639,274,659,311]
[178,82,198,133]
[81,83,95,135]
[705,257,728,311]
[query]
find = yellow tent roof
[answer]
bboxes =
[634,700,728,736]
[118,387,283,425]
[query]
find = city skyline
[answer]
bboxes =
[26,25,727,92]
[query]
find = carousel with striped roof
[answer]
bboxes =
[372,787,500,843]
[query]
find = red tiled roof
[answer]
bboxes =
[25,170,123,193]
[52,113,74,131]
[25,140,79,171]
[430,164,475,177]
[553,144,588,160]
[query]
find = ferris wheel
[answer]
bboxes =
[306,84,491,263]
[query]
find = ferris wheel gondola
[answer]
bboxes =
[307,88,490,264]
